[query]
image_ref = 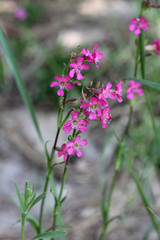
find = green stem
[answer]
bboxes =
[52,156,69,232]
[123,150,160,239]
[21,214,26,240]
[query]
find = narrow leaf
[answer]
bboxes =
[122,77,160,91]
[28,193,45,212]
[0,27,44,144]
[107,215,125,227]
[32,231,66,240]
[26,216,39,233]
[101,181,107,222]
[14,183,23,212]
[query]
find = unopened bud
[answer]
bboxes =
[145,52,153,57]
[65,97,78,105]
[91,88,101,95]
[95,81,101,89]
[55,146,61,151]
[89,81,93,88]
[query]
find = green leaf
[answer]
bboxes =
[122,77,160,91]
[14,183,23,212]
[32,231,66,240]
[0,27,44,145]
[45,140,51,168]
[26,216,39,233]
[107,215,125,227]
[28,193,45,212]
[101,181,107,222]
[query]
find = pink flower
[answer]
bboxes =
[129,17,149,35]
[153,39,160,55]
[99,107,112,129]
[109,81,123,103]
[58,144,68,161]
[63,111,89,134]
[99,82,113,100]
[126,81,144,100]
[67,136,88,157]
[80,97,107,120]
[82,44,103,68]
[50,74,73,96]
[69,57,89,80]
[15,7,27,21]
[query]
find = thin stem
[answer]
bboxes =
[21,215,26,240]
[38,89,68,236]
[123,150,160,239]
[52,156,69,232]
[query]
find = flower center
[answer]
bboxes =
[60,81,65,87]
[73,120,78,126]
[75,143,79,148]
[91,104,98,110]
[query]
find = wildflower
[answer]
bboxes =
[99,82,113,100]
[69,57,89,80]
[58,144,68,161]
[80,97,107,120]
[153,39,160,55]
[129,17,149,35]
[99,107,112,129]
[126,81,144,100]
[109,81,123,103]
[67,136,88,157]
[63,111,89,134]
[15,7,27,21]
[82,44,103,68]
[50,74,73,96]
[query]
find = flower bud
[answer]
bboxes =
[95,81,101,89]
[65,97,78,105]
[89,81,93,88]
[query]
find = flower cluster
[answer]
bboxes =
[15,7,27,21]
[50,45,123,161]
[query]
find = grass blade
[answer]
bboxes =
[122,77,160,91]
[0,27,44,144]
[32,231,66,240]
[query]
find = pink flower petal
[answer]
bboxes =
[50,81,59,87]
[76,149,83,157]
[76,71,83,80]
[129,24,136,31]
[57,89,64,96]
[77,57,84,66]
[75,136,81,143]
[79,139,88,146]
[64,74,72,82]
[81,63,89,70]
[134,28,141,35]
[69,62,77,68]
[54,75,62,81]
[66,82,73,90]
[69,69,76,78]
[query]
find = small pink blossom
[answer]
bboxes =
[99,107,112,129]
[99,82,113,100]
[69,57,89,80]
[15,7,27,21]
[109,81,123,103]
[58,144,68,161]
[129,17,149,35]
[126,81,144,100]
[50,74,73,96]
[63,111,89,134]
[67,136,88,157]
[82,44,103,68]
[80,97,107,120]
[153,39,160,55]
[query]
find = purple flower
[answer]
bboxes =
[58,144,68,161]
[126,81,144,100]
[69,57,89,80]
[67,136,88,157]
[99,107,112,129]
[82,44,103,68]
[129,17,149,35]
[50,74,73,96]
[63,111,89,134]
[15,7,27,21]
